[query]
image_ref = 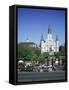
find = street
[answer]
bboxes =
[17,71,65,82]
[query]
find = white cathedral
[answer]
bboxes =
[40,25,60,55]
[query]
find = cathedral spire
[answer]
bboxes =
[56,35,58,41]
[41,34,44,41]
[48,24,52,34]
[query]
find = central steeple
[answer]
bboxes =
[48,24,52,34]
[47,25,53,40]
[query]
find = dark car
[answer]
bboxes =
[25,65,33,72]
[42,67,48,72]
[18,63,25,72]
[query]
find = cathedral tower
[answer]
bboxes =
[40,34,45,53]
[56,35,60,52]
[47,25,53,41]
[40,25,60,54]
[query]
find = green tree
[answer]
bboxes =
[37,55,45,64]
[18,44,41,63]
[43,52,49,65]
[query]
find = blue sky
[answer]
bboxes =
[17,8,65,45]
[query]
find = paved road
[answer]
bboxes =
[17,71,65,82]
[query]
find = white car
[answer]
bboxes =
[38,64,48,72]
[42,64,48,68]
[48,65,53,72]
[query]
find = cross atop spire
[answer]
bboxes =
[48,24,52,34]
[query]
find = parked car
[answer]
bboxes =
[18,63,25,72]
[38,64,48,72]
[25,65,33,72]
[47,65,56,72]
[42,67,48,72]
[42,64,48,68]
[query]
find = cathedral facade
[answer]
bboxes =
[40,25,60,54]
